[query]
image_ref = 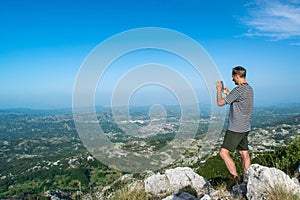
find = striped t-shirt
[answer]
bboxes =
[224,84,254,133]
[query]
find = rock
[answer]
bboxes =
[144,173,170,196]
[162,194,181,200]
[144,167,209,197]
[246,164,300,200]
[165,167,208,195]
[199,194,211,200]
[162,192,198,200]
[292,177,300,186]
[231,182,247,197]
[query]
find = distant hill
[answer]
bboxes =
[0,105,110,116]
[0,108,72,115]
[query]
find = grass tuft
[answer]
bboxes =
[266,185,300,200]
[110,182,148,200]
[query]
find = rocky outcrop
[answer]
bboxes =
[144,164,300,200]
[144,167,210,198]
[246,164,300,200]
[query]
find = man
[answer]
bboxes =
[216,66,254,183]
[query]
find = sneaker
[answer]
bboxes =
[233,175,240,185]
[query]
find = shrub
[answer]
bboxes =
[252,136,300,176]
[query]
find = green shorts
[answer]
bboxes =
[221,130,249,152]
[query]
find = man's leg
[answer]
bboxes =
[219,148,239,177]
[239,150,251,174]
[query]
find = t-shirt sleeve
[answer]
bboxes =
[224,87,240,104]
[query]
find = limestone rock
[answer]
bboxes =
[246,164,300,200]
[144,167,209,197]
[165,167,208,195]
[199,194,211,200]
[144,173,170,195]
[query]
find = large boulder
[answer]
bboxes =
[246,164,300,200]
[144,173,170,195]
[144,167,209,198]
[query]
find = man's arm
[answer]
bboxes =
[216,82,228,106]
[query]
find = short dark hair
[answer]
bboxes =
[232,66,246,78]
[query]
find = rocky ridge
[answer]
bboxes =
[45,163,300,199]
[143,164,300,200]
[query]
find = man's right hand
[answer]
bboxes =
[223,87,229,95]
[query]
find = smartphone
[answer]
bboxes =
[220,81,224,90]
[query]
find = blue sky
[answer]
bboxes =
[0,0,300,109]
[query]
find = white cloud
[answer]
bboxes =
[242,0,300,41]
